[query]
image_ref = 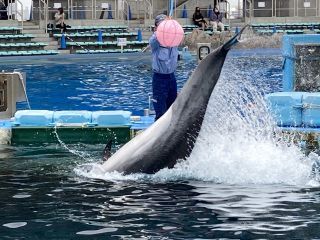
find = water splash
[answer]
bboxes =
[156,65,316,185]
[236,28,283,49]
[53,125,91,160]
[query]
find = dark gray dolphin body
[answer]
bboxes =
[102,27,246,174]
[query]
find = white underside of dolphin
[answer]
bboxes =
[101,26,247,174]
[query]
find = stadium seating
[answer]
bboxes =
[51,25,148,54]
[252,22,320,35]
[0,27,58,57]
[182,24,230,37]
[48,25,128,35]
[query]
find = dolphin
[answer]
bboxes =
[101,26,247,174]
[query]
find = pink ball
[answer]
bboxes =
[156,19,184,47]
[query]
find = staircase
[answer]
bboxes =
[176,0,190,9]
[22,21,59,51]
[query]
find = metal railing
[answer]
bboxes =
[160,0,234,20]
[36,0,154,20]
[118,0,130,26]
[39,0,48,32]
[245,0,320,21]
[16,0,24,29]
[245,0,253,23]
[145,0,153,21]
[6,0,24,30]
[220,0,231,29]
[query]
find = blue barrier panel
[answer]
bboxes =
[61,34,66,49]
[273,25,277,34]
[137,29,142,42]
[182,4,187,18]
[207,4,212,19]
[302,93,320,127]
[128,5,132,20]
[98,30,103,42]
[108,5,113,19]
[265,92,303,127]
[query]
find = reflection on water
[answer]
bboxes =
[1,50,320,239]
[1,147,320,239]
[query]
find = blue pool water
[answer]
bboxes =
[2,50,320,239]
[1,53,193,116]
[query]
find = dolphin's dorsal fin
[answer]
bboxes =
[103,139,113,161]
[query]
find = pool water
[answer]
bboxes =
[2,53,193,116]
[2,50,320,239]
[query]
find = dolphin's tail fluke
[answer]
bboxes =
[222,25,249,51]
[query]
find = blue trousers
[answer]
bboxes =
[152,72,177,120]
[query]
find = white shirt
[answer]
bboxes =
[54,12,65,25]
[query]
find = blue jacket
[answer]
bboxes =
[149,33,178,74]
[210,12,223,22]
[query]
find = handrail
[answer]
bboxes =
[16,0,24,30]
[245,0,252,24]
[7,0,24,30]
[39,0,48,32]
[145,0,153,21]
[119,0,130,26]
[92,0,94,19]
[224,0,231,28]
[125,0,130,27]
[245,0,320,21]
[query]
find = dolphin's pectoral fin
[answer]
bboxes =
[103,139,113,161]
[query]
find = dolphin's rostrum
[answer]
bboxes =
[102,27,247,174]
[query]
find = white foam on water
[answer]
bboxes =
[3,222,27,228]
[0,128,11,144]
[76,227,118,235]
[74,163,146,182]
[76,58,319,186]
[12,194,31,199]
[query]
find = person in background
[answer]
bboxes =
[209,7,224,32]
[149,14,179,121]
[192,7,207,30]
[55,7,66,32]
